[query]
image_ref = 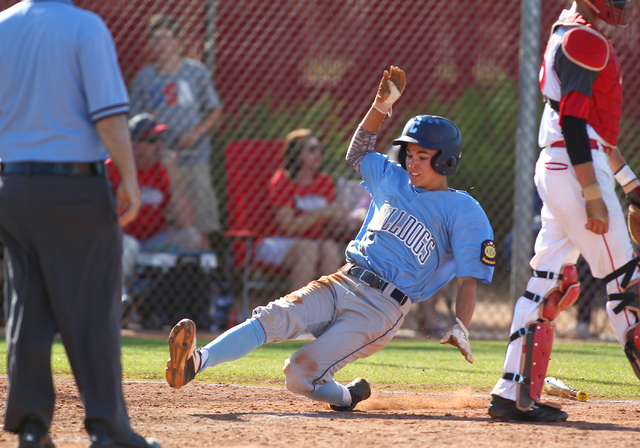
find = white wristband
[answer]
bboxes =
[614,164,637,187]
[582,183,603,201]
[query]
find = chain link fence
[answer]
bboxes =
[1,0,640,340]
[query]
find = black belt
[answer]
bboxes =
[0,162,106,177]
[341,263,409,306]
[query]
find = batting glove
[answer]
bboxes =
[372,65,406,117]
[440,318,474,364]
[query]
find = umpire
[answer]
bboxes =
[0,1,160,448]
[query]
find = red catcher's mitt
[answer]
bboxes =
[629,204,640,244]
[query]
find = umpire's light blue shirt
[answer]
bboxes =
[0,0,129,162]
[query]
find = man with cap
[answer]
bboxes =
[0,1,160,447]
[107,113,207,253]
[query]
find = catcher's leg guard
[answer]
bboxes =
[540,284,581,321]
[503,265,579,411]
[605,258,640,379]
[524,264,580,322]
[606,258,640,316]
[624,324,640,379]
[503,321,555,411]
[530,265,581,321]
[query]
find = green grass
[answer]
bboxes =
[1,337,638,400]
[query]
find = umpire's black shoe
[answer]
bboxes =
[488,394,568,422]
[330,378,372,411]
[18,421,55,448]
[88,431,161,448]
[166,318,201,389]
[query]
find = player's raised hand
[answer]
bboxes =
[440,318,474,364]
[372,65,406,117]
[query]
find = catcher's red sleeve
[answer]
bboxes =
[559,91,591,123]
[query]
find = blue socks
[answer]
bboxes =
[307,380,351,407]
[198,318,350,408]
[200,318,266,370]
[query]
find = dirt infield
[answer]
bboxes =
[1,377,639,448]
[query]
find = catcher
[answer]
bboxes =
[165,66,495,411]
[489,0,640,423]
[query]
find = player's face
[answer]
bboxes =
[405,143,447,190]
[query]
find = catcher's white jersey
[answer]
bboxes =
[538,10,614,150]
[492,9,639,403]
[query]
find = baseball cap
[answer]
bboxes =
[128,113,169,141]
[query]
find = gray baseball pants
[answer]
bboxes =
[253,272,411,395]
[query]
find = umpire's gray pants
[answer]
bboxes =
[0,174,132,437]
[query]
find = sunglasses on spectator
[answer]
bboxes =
[305,143,323,152]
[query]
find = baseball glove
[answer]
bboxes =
[629,204,640,244]
[627,187,640,244]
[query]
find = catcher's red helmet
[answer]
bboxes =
[583,0,632,27]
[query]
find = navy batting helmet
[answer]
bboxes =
[393,115,462,176]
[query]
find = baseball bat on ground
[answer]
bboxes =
[543,377,588,402]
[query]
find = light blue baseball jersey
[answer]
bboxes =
[0,0,129,163]
[129,60,222,166]
[346,152,495,303]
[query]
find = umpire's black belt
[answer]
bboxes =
[0,161,106,177]
[340,263,409,306]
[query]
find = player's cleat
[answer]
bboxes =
[89,430,161,448]
[166,318,201,389]
[18,421,55,448]
[330,378,372,411]
[488,394,568,422]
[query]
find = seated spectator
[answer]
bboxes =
[107,113,208,253]
[336,175,372,238]
[254,129,349,290]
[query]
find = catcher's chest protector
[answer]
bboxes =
[545,13,622,147]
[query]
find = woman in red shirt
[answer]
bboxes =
[254,129,349,290]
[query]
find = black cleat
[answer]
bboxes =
[18,421,55,448]
[488,394,568,422]
[89,431,160,448]
[330,378,372,411]
[166,319,201,389]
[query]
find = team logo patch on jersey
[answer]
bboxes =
[481,240,496,266]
